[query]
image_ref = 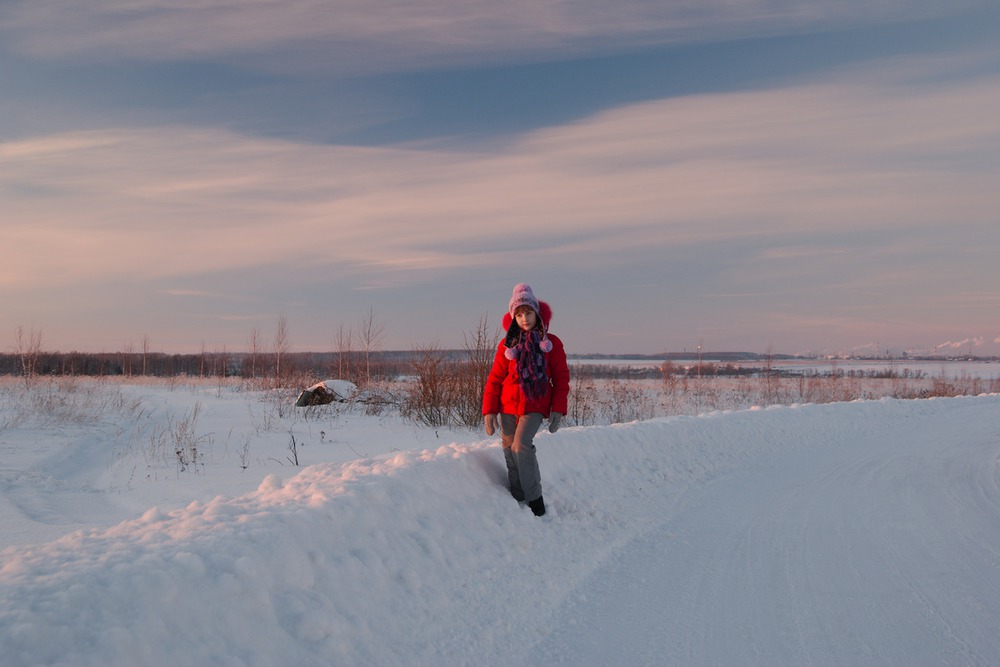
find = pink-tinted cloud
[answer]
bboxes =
[2,63,999,294]
[1,0,974,70]
[3,54,1000,353]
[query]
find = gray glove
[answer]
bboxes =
[484,414,497,436]
[548,412,563,433]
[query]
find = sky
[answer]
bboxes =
[2,0,999,357]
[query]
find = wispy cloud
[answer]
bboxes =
[3,61,999,295]
[1,0,979,70]
[3,0,998,355]
[4,51,1000,353]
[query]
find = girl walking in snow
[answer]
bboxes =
[483,283,570,517]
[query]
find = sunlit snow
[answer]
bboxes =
[2,379,999,666]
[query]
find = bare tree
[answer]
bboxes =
[247,327,262,380]
[217,345,229,378]
[763,344,776,405]
[333,324,353,381]
[357,307,385,387]
[405,315,496,428]
[142,334,151,376]
[199,341,207,378]
[122,341,135,377]
[273,314,291,386]
[456,315,495,427]
[406,342,451,427]
[13,325,44,387]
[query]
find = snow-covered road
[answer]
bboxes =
[535,398,1000,666]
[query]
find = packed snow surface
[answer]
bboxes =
[2,382,999,666]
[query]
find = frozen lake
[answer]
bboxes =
[572,357,1000,380]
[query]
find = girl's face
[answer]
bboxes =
[514,306,537,331]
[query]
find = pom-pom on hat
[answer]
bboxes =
[508,283,540,317]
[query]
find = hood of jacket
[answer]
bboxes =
[502,300,552,331]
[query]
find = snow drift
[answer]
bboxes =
[2,394,1000,666]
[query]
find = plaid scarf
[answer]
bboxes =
[506,325,549,401]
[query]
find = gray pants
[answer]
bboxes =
[499,412,544,502]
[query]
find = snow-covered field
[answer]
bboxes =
[2,377,999,666]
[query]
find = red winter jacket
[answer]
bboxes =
[482,302,570,418]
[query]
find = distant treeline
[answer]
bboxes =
[0,351,418,380]
[0,349,756,381]
[3,350,994,381]
[568,351,798,362]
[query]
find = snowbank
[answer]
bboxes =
[2,393,1000,666]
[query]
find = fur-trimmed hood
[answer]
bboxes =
[501,300,552,331]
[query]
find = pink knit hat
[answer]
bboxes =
[504,283,553,357]
[508,283,540,317]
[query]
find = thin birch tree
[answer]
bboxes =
[358,308,385,388]
[13,325,43,387]
[273,315,290,386]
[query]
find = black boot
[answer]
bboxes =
[528,496,545,517]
